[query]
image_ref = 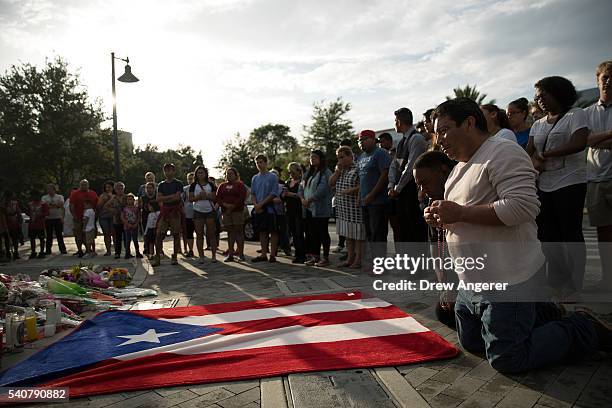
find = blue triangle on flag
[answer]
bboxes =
[0,311,222,386]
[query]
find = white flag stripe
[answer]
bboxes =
[159,299,393,326]
[116,316,428,361]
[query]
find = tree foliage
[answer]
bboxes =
[217,123,300,185]
[303,97,354,168]
[247,123,298,161]
[217,133,258,186]
[0,56,202,198]
[0,57,113,196]
[446,84,496,105]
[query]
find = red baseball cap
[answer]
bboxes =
[358,129,376,140]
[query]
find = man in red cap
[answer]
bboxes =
[356,130,392,261]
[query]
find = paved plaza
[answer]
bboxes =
[1,221,611,408]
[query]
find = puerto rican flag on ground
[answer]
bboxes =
[0,292,458,398]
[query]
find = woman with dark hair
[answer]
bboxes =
[284,162,306,263]
[507,97,531,149]
[527,76,589,295]
[188,165,217,263]
[302,150,333,267]
[97,181,115,256]
[480,104,517,143]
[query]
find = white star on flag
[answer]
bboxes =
[116,329,179,346]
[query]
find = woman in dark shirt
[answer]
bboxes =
[284,162,306,263]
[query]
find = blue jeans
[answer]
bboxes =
[124,228,140,255]
[455,269,598,373]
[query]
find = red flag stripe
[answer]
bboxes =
[44,331,459,398]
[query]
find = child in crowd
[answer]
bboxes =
[27,191,49,259]
[121,193,142,259]
[5,191,22,259]
[82,200,97,258]
[144,201,160,258]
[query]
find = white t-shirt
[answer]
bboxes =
[83,208,96,232]
[145,211,160,234]
[189,182,214,213]
[584,102,612,182]
[41,194,65,219]
[492,128,517,144]
[529,108,588,192]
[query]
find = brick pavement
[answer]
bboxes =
[1,221,611,407]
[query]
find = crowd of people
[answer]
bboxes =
[0,60,611,373]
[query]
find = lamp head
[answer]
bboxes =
[118,64,139,83]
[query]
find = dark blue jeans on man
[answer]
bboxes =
[455,268,598,373]
[363,203,390,263]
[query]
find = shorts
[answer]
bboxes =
[587,180,612,227]
[99,217,113,235]
[222,211,245,227]
[156,212,182,236]
[252,212,278,234]
[85,230,96,245]
[184,218,195,239]
[193,210,216,220]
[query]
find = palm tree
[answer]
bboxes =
[446,84,496,105]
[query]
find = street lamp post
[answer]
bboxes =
[111,52,139,181]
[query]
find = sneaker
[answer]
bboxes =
[315,258,330,267]
[37,252,46,259]
[150,256,161,267]
[171,255,178,265]
[237,254,246,262]
[251,255,268,263]
[224,255,234,263]
[29,252,37,259]
[576,310,612,352]
[304,258,318,266]
[136,253,143,258]
[333,245,345,253]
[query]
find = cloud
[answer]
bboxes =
[1,0,611,175]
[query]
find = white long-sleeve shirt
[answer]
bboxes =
[444,137,545,285]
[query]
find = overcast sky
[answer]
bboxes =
[1,0,611,174]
